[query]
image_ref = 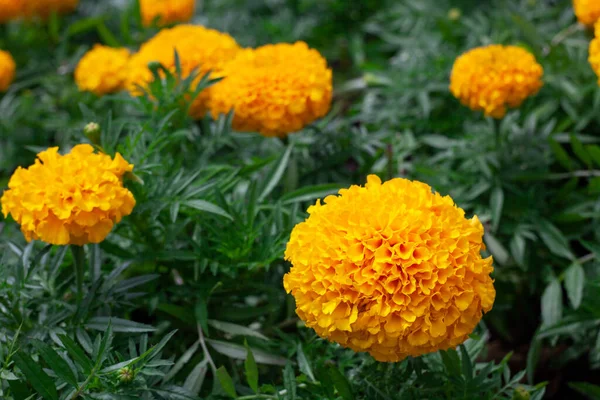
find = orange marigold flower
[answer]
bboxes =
[0,49,16,92]
[449,45,543,118]
[22,0,79,19]
[126,24,240,118]
[0,0,22,23]
[75,45,130,95]
[140,0,195,27]
[1,144,136,246]
[589,21,600,83]
[210,42,333,137]
[573,0,600,27]
[283,175,496,362]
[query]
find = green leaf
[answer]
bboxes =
[484,233,510,265]
[208,320,269,341]
[13,352,58,400]
[216,366,237,398]
[587,145,600,167]
[328,366,354,400]
[510,234,527,268]
[541,278,563,328]
[182,199,233,220]
[244,340,259,393]
[86,317,156,333]
[259,144,293,201]
[571,134,592,168]
[526,339,541,385]
[441,349,461,377]
[569,382,600,399]
[549,138,573,171]
[8,380,31,400]
[537,219,575,260]
[58,334,94,374]
[280,183,343,205]
[296,343,316,383]
[459,344,473,381]
[207,339,287,366]
[32,340,79,389]
[96,21,121,47]
[582,240,600,258]
[284,363,297,400]
[490,186,504,233]
[564,263,585,309]
[195,299,210,337]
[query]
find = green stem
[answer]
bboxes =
[70,245,86,312]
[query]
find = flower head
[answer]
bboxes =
[0,0,22,23]
[1,144,136,246]
[210,42,332,137]
[573,0,600,27]
[22,0,79,19]
[126,24,240,118]
[0,49,16,92]
[449,45,543,118]
[283,175,495,362]
[589,21,600,83]
[75,45,130,96]
[140,0,195,27]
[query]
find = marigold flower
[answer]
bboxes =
[0,49,16,92]
[0,0,22,23]
[449,45,543,118]
[139,0,195,27]
[283,175,496,362]
[75,45,130,95]
[22,0,79,19]
[126,24,240,118]
[573,0,600,27]
[589,22,600,83]
[210,42,333,137]
[1,144,136,246]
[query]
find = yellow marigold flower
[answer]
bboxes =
[210,42,333,137]
[589,21,600,83]
[283,175,495,362]
[449,45,543,118]
[140,0,195,27]
[0,0,22,23]
[74,45,130,96]
[1,144,136,246]
[0,49,16,92]
[126,24,240,118]
[573,0,600,27]
[22,0,79,19]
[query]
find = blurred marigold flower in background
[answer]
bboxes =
[75,45,131,96]
[210,42,332,137]
[139,0,195,27]
[1,144,136,246]
[0,49,16,92]
[283,175,496,362]
[126,24,240,118]
[0,0,22,23]
[589,21,600,83]
[573,0,600,27]
[22,0,79,19]
[449,45,543,118]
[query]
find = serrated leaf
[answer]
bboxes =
[207,340,287,366]
[32,340,79,389]
[182,199,233,220]
[328,366,354,400]
[284,363,297,400]
[13,352,58,400]
[296,343,315,383]
[86,317,156,333]
[208,320,269,341]
[564,263,585,309]
[58,334,94,374]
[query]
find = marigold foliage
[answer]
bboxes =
[1,144,136,246]
[573,0,600,27]
[140,0,195,27]
[22,0,79,19]
[283,175,496,362]
[0,49,16,92]
[74,45,130,96]
[210,42,333,137]
[126,24,240,118]
[0,0,21,23]
[449,45,543,118]
[589,21,600,83]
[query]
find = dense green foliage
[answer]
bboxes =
[1,0,599,399]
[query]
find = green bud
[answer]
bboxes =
[512,386,531,400]
[84,122,101,145]
[118,367,135,383]
[448,8,462,21]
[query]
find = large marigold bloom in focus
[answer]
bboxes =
[140,0,195,27]
[1,145,136,246]
[589,21,600,83]
[75,45,130,95]
[573,0,600,27]
[22,0,79,19]
[0,0,22,23]
[0,49,16,92]
[126,25,240,118]
[210,42,332,137]
[283,175,496,362]
[450,45,543,118]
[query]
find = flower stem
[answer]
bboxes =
[70,245,86,312]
